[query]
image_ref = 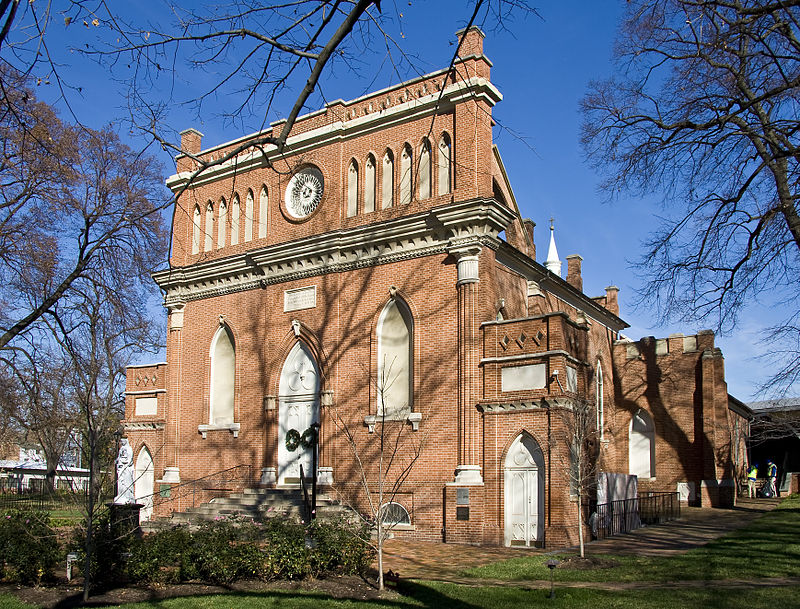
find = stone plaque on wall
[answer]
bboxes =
[501,363,546,392]
[284,286,316,312]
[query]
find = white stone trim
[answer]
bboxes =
[364,412,423,433]
[126,362,167,369]
[155,198,515,306]
[260,467,276,485]
[451,465,484,486]
[198,423,241,438]
[158,467,181,484]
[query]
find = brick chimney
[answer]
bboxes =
[604,286,620,317]
[177,128,204,172]
[455,26,485,57]
[566,254,583,292]
[523,219,536,260]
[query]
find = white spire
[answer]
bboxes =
[544,217,562,276]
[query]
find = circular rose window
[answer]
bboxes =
[285,166,324,219]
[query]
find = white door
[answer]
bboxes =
[134,447,154,522]
[278,343,320,485]
[504,434,544,546]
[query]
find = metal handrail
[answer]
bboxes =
[138,464,256,512]
[588,491,680,540]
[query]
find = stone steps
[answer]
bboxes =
[142,487,354,532]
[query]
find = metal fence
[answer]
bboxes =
[0,490,81,513]
[589,491,680,540]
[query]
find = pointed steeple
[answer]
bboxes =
[544,218,562,276]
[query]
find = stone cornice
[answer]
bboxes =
[123,421,165,431]
[477,396,579,414]
[167,76,503,192]
[154,198,516,306]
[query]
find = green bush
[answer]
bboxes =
[0,510,60,584]
[123,515,372,585]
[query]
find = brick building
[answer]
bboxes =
[124,27,749,547]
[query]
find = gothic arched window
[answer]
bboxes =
[382,150,394,209]
[258,186,268,238]
[204,202,214,252]
[217,199,227,248]
[347,159,359,217]
[399,144,412,205]
[192,205,201,254]
[596,361,604,441]
[377,298,413,416]
[438,132,452,195]
[629,409,655,478]
[245,189,254,242]
[418,139,431,200]
[210,325,235,426]
[364,154,376,213]
[230,194,240,245]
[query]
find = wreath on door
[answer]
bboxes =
[285,426,318,452]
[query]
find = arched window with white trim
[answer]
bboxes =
[204,202,214,252]
[382,149,394,209]
[364,154,376,213]
[230,194,240,245]
[596,361,604,441]
[210,325,235,426]
[258,186,268,238]
[629,409,655,478]
[192,205,201,254]
[438,132,452,195]
[377,298,413,417]
[217,199,227,248]
[244,189,254,242]
[347,159,359,217]
[399,144,412,205]
[418,139,431,200]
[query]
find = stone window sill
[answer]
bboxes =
[364,412,422,433]
[198,423,240,438]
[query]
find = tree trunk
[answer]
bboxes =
[577,492,585,559]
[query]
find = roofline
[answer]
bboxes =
[728,394,754,419]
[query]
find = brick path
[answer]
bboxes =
[381,497,782,582]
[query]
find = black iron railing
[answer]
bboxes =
[147,464,257,512]
[589,492,680,540]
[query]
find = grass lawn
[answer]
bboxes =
[1,496,799,608]
[465,494,800,583]
[4,584,800,609]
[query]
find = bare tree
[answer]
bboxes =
[550,398,599,558]
[3,344,79,492]
[582,0,800,395]
[331,360,425,591]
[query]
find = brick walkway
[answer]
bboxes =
[381,497,782,581]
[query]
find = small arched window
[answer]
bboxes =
[230,194,240,245]
[438,133,452,195]
[192,205,201,254]
[258,186,268,238]
[204,202,214,252]
[377,298,413,417]
[347,159,359,217]
[364,154,376,213]
[210,325,235,426]
[418,139,431,200]
[382,150,394,209]
[629,409,655,479]
[380,502,411,526]
[217,199,228,248]
[244,189,254,242]
[596,361,604,441]
[399,144,412,205]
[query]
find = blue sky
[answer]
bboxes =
[32,1,777,400]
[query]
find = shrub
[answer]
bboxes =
[0,510,60,584]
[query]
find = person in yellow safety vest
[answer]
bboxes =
[747,464,758,498]
[767,460,778,497]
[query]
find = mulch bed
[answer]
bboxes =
[2,574,392,608]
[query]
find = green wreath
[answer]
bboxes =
[285,429,302,452]
[300,426,317,450]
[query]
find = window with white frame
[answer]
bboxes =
[210,325,235,426]
[380,502,411,526]
[377,298,413,417]
[596,361,604,440]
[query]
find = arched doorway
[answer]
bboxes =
[278,342,320,485]
[504,433,545,546]
[134,446,154,522]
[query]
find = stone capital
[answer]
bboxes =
[449,244,482,285]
